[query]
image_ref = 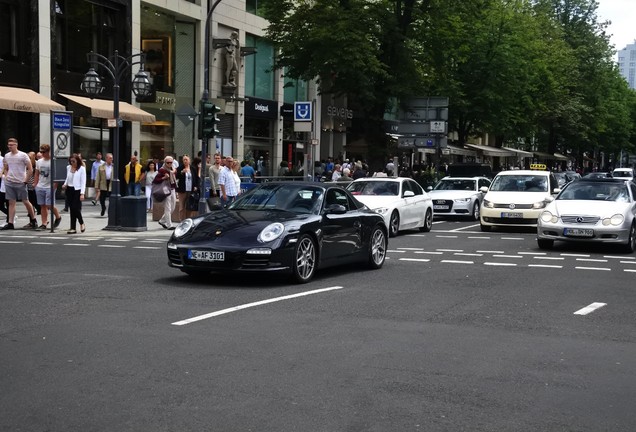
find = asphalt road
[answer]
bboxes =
[1,217,635,431]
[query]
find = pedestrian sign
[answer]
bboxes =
[294,102,312,122]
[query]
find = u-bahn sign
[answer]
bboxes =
[52,111,72,158]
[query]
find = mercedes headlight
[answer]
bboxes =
[258,222,285,243]
[540,211,557,223]
[602,214,624,226]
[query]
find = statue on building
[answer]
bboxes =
[224,31,239,88]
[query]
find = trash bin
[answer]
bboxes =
[120,196,147,231]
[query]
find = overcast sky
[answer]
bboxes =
[596,0,634,51]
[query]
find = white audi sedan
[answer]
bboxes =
[537,178,636,252]
[347,177,433,236]
[427,176,491,220]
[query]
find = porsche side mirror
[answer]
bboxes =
[325,204,347,214]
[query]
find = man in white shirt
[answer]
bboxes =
[33,144,62,230]
[218,156,238,206]
[0,150,7,226]
[1,138,37,230]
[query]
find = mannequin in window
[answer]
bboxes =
[225,31,239,87]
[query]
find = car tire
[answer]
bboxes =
[623,222,636,253]
[368,225,387,269]
[291,234,317,284]
[389,211,400,237]
[471,201,480,221]
[480,223,492,232]
[537,238,554,250]
[419,208,433,232]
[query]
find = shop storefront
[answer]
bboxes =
[244,97,276,176]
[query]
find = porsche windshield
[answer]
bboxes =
[434,179,476,191]
[229,184,325,213]
[347,181,399,196]
[490,175,548,192]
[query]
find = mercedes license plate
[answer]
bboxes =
[501,212,522,218]
[434,205,450,210]
[188,250,225,262]
[563,228,594,237]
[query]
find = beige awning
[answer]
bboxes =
[0,86,65,113]
[464,143,515,157]
[443,144,477,157]
[502,146,534,157]
[553,152,571,161]
[60,93,156,123]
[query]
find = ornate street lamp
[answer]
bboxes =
[81,50,152,230]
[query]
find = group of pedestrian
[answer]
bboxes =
[208,154,242,207]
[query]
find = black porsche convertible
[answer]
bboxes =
[167,182,388,283]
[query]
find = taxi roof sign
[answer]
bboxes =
[530,163,547,170]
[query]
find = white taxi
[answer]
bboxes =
[480,169,560,231]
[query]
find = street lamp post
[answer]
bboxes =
[81,50,152,230]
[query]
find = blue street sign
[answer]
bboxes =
[427,139,434,146]
[53,112,72,131]
[294,102,312,122]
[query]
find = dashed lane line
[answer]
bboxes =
[63,243,90,247]
[399,258,431,263]
[518,252,546,255]
[477,250,504,254]
[437,249,463,252]
[454,252,483,257]
[441,260,474,265]
[484,262,517,266]
[528,264,563,269]
[493,254,523,259]
[415,251,443,255]
[576,258,608,263]
[561,253,590,257]
[501,237,524,240]
[574,302,607,315]
[171,285,345,326]
[534,256,565,260]
[98,245,126,248]
[436,235,458,239]
[574,266,611,271]
[133,246,161,250]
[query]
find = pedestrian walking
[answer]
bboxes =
[219,156,239,206]
[175,154,199,221]
[0,138,38,230]
[154,156,177,230]
[144,160,158,212]
[61,154,86,234]
[33,144,62,230]
[124,155,144,196]
[94,153,114,217]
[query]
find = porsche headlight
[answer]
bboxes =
[602,214,624,226]
[454,198,471,203]
[540,211,557,223]
[483,199,494,209]
[174,218,200,238]
[374,207,390,215]
[258,222,285,243]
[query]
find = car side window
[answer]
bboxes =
[630,183,636,201]
[479,179,490,189]
[402,181,413,196]
[408,180,423,195]
[549,174,559,192]
[325,188,350,211]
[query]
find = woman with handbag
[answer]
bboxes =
[175,154,199,221]
[153,156,177,230]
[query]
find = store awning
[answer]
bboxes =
[464,143,515,157]
[0,86,65,113]
[553,152,571,161]
[443,145,477,157]
[533,151,570,160]
[502,146,534,157]
[417,148,436,154]
[60,93,156,123]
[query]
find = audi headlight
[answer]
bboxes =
[540,211,557,223]
[483,199,494,209]
[602,214,624,226]
[258,222,285,243]
[454,198,471,203]
[174,217,204,238]
[374,207,390,215]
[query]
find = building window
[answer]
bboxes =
[283,70,309,103]
[0,0,30,63]
[246,0,269,17]
[244,35,274,100]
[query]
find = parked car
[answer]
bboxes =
[537,178,636,252]
[426,176,491,220]
[582,172,611,179]
[554,171,580,188]
[480,169,560,231]
[346,177,433,237]
[166,182,388,283]
[611,168,634,181]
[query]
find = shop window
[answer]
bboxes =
[244,35,274,100]
[0,1,30,62]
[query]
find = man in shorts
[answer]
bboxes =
[33,144,62,230]
[1,138,38,230]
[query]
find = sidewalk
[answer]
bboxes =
[3,198,175,237]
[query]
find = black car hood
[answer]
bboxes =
[181,209,314,244]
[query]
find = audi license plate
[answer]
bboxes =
[188,250,225,262]
[434,205,449,210]
[501,212,522,218]
[563,228,594,237]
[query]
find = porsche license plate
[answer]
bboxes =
[501,212,522,218]
[563,228,594,237]
[188,250,225,261]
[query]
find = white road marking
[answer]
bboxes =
[576,258,608,263]
[454,252,483,257]
[477,250,504,254]
[387,250,406,253]
[620,261,636,265]
[484,262,517,266]
[437,249,463,252]
[606,255,635,260]
[468,236,490,239]
[450,225,478,232]
[501,237,524,240]
[98,245,125,248]
[172,286,345,325]
[574,266,611,271]
[399,258,431,263]
[534,256,564,260]
[0,240,22,244]
[561,253,590,257]
[133,246,161,250]
[106,239,131,242]
[30,242,54,245]
[436,235,458,238]
[574,302,607,315]
[63,243,90,247]
[441,260,474,264]
[528,264,563,269]
[397,247,424,251]
[415,251,443,255]
[493,254,523,259]
[519,252,546,255]
[624,269,636,273]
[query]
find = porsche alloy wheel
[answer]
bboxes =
[292,235,317,283]
[368,226,387,269]
[389,211,400,237]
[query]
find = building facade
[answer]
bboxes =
[618,41,636,90]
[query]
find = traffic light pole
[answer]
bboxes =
[199,0,224,215]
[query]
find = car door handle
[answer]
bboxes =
[354,221,361,228]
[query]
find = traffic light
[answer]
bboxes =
[198,101,221,139]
